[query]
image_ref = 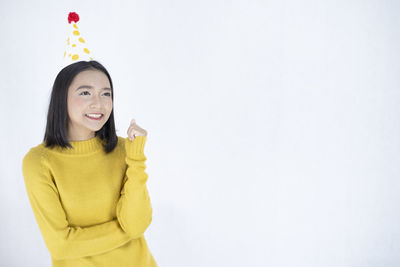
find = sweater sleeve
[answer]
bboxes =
[116,136,153,239]
[22,148,133,260]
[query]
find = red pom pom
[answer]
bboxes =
[68,12,80,24]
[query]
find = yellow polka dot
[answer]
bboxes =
[67,38,70,45]
[64,51,66,57]
[83,48,90,54]
[72,54,79,60]
[78,37,85,43]
[73,24,78,29]
[73,30,80,36]
[68,53,71,57]
[90,57,93,60]
[72,44,76,47]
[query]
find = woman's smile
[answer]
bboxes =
[85,113,104,120]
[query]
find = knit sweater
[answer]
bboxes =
[22,135,157,267]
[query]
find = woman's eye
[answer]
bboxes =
[79,91,111,97]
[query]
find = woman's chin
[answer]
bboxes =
[84,123,105,132]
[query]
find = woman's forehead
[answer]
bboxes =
[70,70,111,89]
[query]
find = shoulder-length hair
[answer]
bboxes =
[43,60,118,154]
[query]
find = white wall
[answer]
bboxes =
[1,0,399,266]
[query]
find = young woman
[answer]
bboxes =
[22,60,157,266]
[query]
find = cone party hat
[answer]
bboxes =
[61,12,93,68]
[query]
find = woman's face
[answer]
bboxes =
[67,69,113,141]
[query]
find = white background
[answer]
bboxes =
[1,0,399,266]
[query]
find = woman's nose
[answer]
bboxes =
[90,96,101,108]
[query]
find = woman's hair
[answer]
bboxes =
[43,60,118,154]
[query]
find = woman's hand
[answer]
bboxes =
[127,119,148,141]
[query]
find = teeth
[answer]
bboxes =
[86,114,102,118]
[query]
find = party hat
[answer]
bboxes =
[61,12,94,68]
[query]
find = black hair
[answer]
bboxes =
[43,60,118,154]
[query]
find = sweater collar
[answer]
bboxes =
[47,135,105,155]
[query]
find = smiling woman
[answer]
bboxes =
[21,60,157,267]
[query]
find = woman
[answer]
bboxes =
[22,60,157,266]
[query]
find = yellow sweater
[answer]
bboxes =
[22,135,157,267]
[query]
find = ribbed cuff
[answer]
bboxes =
[125,136,147,160]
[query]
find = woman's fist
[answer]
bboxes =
[127,118,148,141]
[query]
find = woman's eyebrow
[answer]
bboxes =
[76,85,111,91]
